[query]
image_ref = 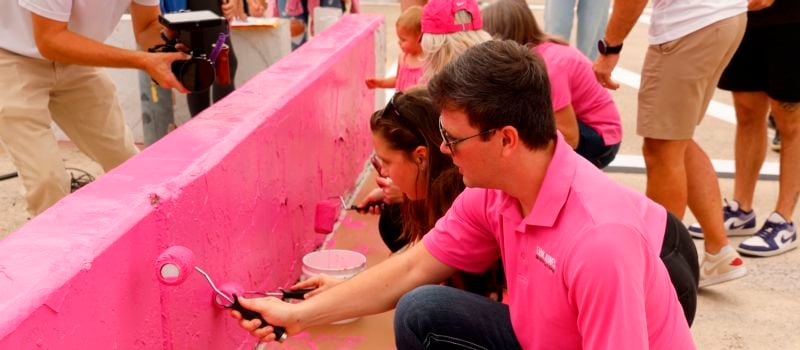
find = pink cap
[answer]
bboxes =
[421,0,483,34]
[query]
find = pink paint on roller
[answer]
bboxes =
[214,281,244,308]
[155,245,195,286]
[314,199,341,234]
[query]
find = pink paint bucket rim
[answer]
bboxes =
[301,249,366,274]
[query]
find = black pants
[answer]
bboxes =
[661,212,699,326]
[378,203,406,253]
[186,0,238,117]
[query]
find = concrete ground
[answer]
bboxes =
[1,1,797,349]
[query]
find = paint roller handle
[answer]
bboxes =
[350,200,384,213]
[280,288,315,300]
[231,294,288,342]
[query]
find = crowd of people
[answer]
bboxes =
[0,0,796,348]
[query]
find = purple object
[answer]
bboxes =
[209,32,228,63]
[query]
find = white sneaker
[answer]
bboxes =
[737,212,798,257]
[699,245,747,288]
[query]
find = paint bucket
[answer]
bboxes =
[301,249,367,324]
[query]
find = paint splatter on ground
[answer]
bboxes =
[341,216,366,229]
[258,331,365,350]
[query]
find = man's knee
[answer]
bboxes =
[642,138,687,165]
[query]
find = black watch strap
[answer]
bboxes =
[598,39,623,55]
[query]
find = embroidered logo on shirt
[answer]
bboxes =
[536,246,556,272]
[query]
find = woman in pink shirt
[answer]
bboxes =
[483,0,622,168]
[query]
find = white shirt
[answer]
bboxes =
[649,0,747,44]
[0,0,159,59]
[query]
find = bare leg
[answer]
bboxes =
[771,99,800,220]
[642,138,689,219]
[686,141,729,254]
[732,91,770,211]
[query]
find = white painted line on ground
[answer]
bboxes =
[607,154,780,180]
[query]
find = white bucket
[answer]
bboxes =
[301,249,367,324]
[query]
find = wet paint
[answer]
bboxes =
[0,14,383,349]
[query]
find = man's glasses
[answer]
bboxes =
[438,116,496,154]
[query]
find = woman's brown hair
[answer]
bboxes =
[369,87,464,245]
[481,0,567,47]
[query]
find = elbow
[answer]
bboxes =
[35,40,57,61]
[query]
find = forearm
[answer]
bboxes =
[294,244,452,328]
[135,19,164,50]
[37,30,148,69]
[604,0,648,45]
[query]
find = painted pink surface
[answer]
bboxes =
[0,14,383,349]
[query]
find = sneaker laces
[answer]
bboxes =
[68,167,95,193]
[755,221,780,240]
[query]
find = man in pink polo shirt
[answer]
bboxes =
[233,40,697,349]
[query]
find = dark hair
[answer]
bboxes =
[428,39,557,150]
[369,88,464,244]
[481,0,567,47]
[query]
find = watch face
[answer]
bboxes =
[597,40,607,54]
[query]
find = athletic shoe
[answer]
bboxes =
[699,245,747,288]
[68,168,95,193]
[688,199,756,239]
[737,212,798,257]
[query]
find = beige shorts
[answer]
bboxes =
[637,14,747,140]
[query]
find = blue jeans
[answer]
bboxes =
[575,120,619,169]
[394,285,522,349]
[544,0,610,60]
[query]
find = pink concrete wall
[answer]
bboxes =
[0,14,382,349]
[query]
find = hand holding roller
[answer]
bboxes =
[155,245,289,342]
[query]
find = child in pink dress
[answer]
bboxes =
[366,6,425,92]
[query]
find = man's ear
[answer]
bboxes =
[500,126,519,154]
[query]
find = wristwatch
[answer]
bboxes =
[597,39,623,55]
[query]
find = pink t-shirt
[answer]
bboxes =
[534,42,622,146]
[395,54,425,92]
[423,134,695,350]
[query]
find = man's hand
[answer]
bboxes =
[231,296,301,343]
[593,54,621,90]
[748,0,774,11]
[142,52,190,93]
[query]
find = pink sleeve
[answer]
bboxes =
[547,63,572,112]
[422,189,500,273]
[564,224,650,349]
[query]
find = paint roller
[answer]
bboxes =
[155,245,288,342]
[314,196,384,234]
[313,154,387,234]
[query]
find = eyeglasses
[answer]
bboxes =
[438,116,496,153]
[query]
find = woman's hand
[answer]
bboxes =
[231,296,302,343]
[290,274,345,299]
[376,177,404,204]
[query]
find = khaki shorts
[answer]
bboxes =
[637,14,746,140]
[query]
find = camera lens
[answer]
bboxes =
[179,57,215,93]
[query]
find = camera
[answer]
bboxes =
[148,10,230,93]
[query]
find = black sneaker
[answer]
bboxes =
[68,168,95,192]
